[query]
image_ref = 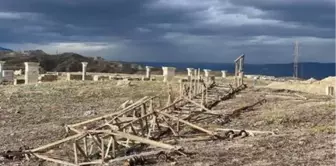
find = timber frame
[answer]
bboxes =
[2,67,275,166]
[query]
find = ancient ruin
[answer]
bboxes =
[0,61,5,83]
[326,86,335,96]
[2,70,14,82]
[162,67,176,82]
[187,68,194,77]
[145,66,152,79]
[221,70,227,78]
[82,62,88,81]
[203,69,211,78]
[24,62,40,84]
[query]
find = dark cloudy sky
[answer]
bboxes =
[0,0,334,63]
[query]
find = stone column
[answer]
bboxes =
[0,61,5,83]
[162,66,176,82]
[326,86,335,96]
[145,66,152,79]
[203,69,211,78]
[24,62,40,84]
[221,70,227,78]
[186,68,194,77]
[81,62,88,81]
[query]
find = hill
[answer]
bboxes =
[0,50,144,73]
[0,47,12,52]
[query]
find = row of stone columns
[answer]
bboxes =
[52,61,229,83]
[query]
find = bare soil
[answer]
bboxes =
[0,78,334,166]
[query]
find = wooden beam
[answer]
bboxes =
[234,54,245,62]
[30,133,84,152]
[155,111,217,136]
[107,150,163,163]
[73,143,78,164]
[68,96,152,128]
[183,97,212,112]
[34,154,77,166]
[88,130,181,150]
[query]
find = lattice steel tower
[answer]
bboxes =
[293,41,299,78]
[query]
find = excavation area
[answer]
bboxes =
[0,78,334,166]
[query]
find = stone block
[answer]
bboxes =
[162,66,176,82]
[39,74,58,82]
[326,86,335,96]
[93,75,109,81]
[2,70,14,82]
[24,62,39,84]
[67,73,92,81]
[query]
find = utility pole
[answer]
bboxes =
[293,41,299,78]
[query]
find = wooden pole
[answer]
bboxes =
[30,133,84,152]
[34,154,77,166]
[155,111,217,136]
[73,143,78,164]
[183,96,212,112]
[89,130,181,150]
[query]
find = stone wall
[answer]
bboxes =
[66,73,93,81]
[39,74,58,82]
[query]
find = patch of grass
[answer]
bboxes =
[310,125,336,134]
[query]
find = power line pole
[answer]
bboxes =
[293,41,299,78]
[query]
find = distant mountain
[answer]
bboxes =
[0,50,144,73]
[0,47,12,51]
[136,62,335,79]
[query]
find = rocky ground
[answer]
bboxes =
[0,77,334,166]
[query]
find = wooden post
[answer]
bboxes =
[205,85,208,105]
[179,81,183,98]
[73,143,78,164]
[83,135,87,156]
[201,85,204,106]
[105,136,113,158]
[193,69,197,96]
[101,137,105,163]
[156,111,217,136]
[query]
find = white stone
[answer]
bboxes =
[81,62,88,81]
[326,86,335,96]
[24,62,40,84]
[2,70,14,82]
[145,66,152,78]
[186,68,194,76]
[162,66,176,82]
[0,61,5,83]
[203,69,211,77]
[221,70,227,78]
[14,69,22,76]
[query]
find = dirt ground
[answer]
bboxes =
[0,77,334,166]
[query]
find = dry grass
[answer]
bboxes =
[0,78,334,166]
[0,80,179,152]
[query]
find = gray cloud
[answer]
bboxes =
[0,0,334,63]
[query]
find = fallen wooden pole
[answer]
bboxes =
[33,154,77,166]
[87,130,181,151]
[68,96,151,128]
[107,150,163,163]
[155,111,217,136]
[183,97,213,112]
[29,133,84,153]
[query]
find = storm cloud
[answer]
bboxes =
[0,0,334,63]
